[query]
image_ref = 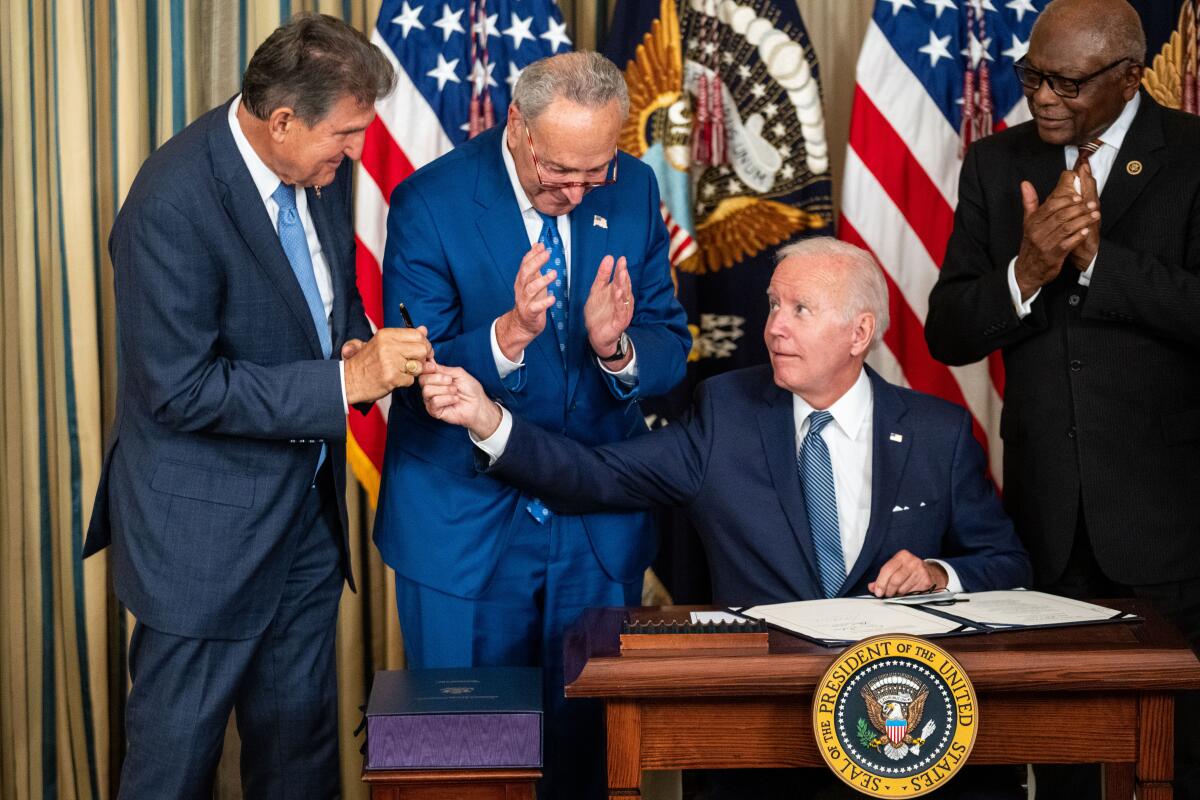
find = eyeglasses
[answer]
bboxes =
[1013,57,1132,99]
[525,125,618,190]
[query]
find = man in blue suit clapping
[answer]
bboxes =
[375,51,691,800]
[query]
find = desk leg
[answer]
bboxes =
[607,701,642,799]
[1136,694,1174,800]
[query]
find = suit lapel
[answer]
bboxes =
[305,183,348,350]
[474,127,566,390]
[756,382,821,592]
[1101,93,1165,234]
[1022,127,1066,204]
[842,368,912,593]
[566,188,612,405]
[209,99,325,359]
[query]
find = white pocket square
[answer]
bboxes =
[892,505,911,512]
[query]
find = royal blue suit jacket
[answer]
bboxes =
[83,100,373,639]
[486,365,1031,606]
[375,125,690,598]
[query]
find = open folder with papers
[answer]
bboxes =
[735,590,1140,646]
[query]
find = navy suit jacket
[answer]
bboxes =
[487,365,1031,606]
[84,100,373,639]
[375,125,690,597]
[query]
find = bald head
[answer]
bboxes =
[1031,0,1146,65]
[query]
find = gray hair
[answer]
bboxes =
[512,51,630,121]
[1032,0,1146,64]
[242,13,396,125]
[774,237,890,350]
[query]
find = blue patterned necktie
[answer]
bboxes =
[536,211,568,359]
[272,181,330,477]
[798,410,845,598]
[272,182,332,359]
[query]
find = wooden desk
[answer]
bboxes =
[563,602,1200,800]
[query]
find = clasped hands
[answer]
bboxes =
[1014,163,1101,301]
[342,326,436,405]
[494,243,635,368]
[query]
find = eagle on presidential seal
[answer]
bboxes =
[859,673,939,761]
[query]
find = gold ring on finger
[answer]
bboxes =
[405,359,421,375]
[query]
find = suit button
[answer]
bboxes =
[1067,427,1077,438]
[569,403,577,411]
[1069,359,1082,371]
[1068,294,1080,306]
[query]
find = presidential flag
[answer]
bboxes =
[839,0,1050,483]
[350,0,570,504]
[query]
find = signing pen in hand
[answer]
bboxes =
[398,302,415,328]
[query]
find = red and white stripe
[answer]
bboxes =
[841,20,1030,483]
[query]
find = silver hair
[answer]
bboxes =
[512,51,630,121]
[774,237,891,350]
[1032,0,1146,63]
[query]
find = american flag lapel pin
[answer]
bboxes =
[889,433,903,443]
[593,214,607,229]
[314,185,322,199]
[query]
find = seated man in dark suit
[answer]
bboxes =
[419,237,1031,799]
[421,237,1031,607]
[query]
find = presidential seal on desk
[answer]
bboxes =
[812,634,977,797]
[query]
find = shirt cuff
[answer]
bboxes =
[597,337,639,384]
[470,404,513,465]
[1077,251,1098,286]
[1007,256,1040,319]
[338,360,348,415]
[491,318,525,378]
[927,559,963,593]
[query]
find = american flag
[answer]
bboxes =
[351,0,570,504]
[839,0,1048,482]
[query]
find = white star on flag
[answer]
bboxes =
[426,53,461,91]
[432,4,464,42]
[1005,0,1037,22]
[918,30,953,67]
[470,59,498,92]
[883,0,916,15]
[392,2,425,38]
[961,32,993,69]
[502,13,535,48]
[540,18,571,53]
[475,12,500,40]
[924,0,956,19]
[1002,33,1028,62]
[506,61,523,90]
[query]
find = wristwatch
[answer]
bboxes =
[598,332,630,363]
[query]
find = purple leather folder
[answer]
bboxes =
[365,667,542,770]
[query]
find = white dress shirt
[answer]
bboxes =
[227,96,347,412]
[489,132,637,381]
[1007,92,1141,316]
[477,366,961,592]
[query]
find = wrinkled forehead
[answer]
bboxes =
[768,257,844,299]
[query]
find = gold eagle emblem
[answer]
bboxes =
[1142,2,1198,111]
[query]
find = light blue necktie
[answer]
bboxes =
[525,213,569,525]
[273,181,330,476]
[799,410,845,598]
[536,211,568,359]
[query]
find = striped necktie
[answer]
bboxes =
[798,410,845,598]
[1074,137,1103,170]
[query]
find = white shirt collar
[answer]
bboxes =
[1092,91,1140,153]
[794,368,873,441]
[227,94,286,205]
[500,127,539,217]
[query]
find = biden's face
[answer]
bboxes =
[764,258,867,405]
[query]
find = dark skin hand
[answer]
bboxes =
[1014,169,1100,300]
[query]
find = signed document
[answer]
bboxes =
[738,598,965,643]
[930,590,1126,628]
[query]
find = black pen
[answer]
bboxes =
[398,302,415,328]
